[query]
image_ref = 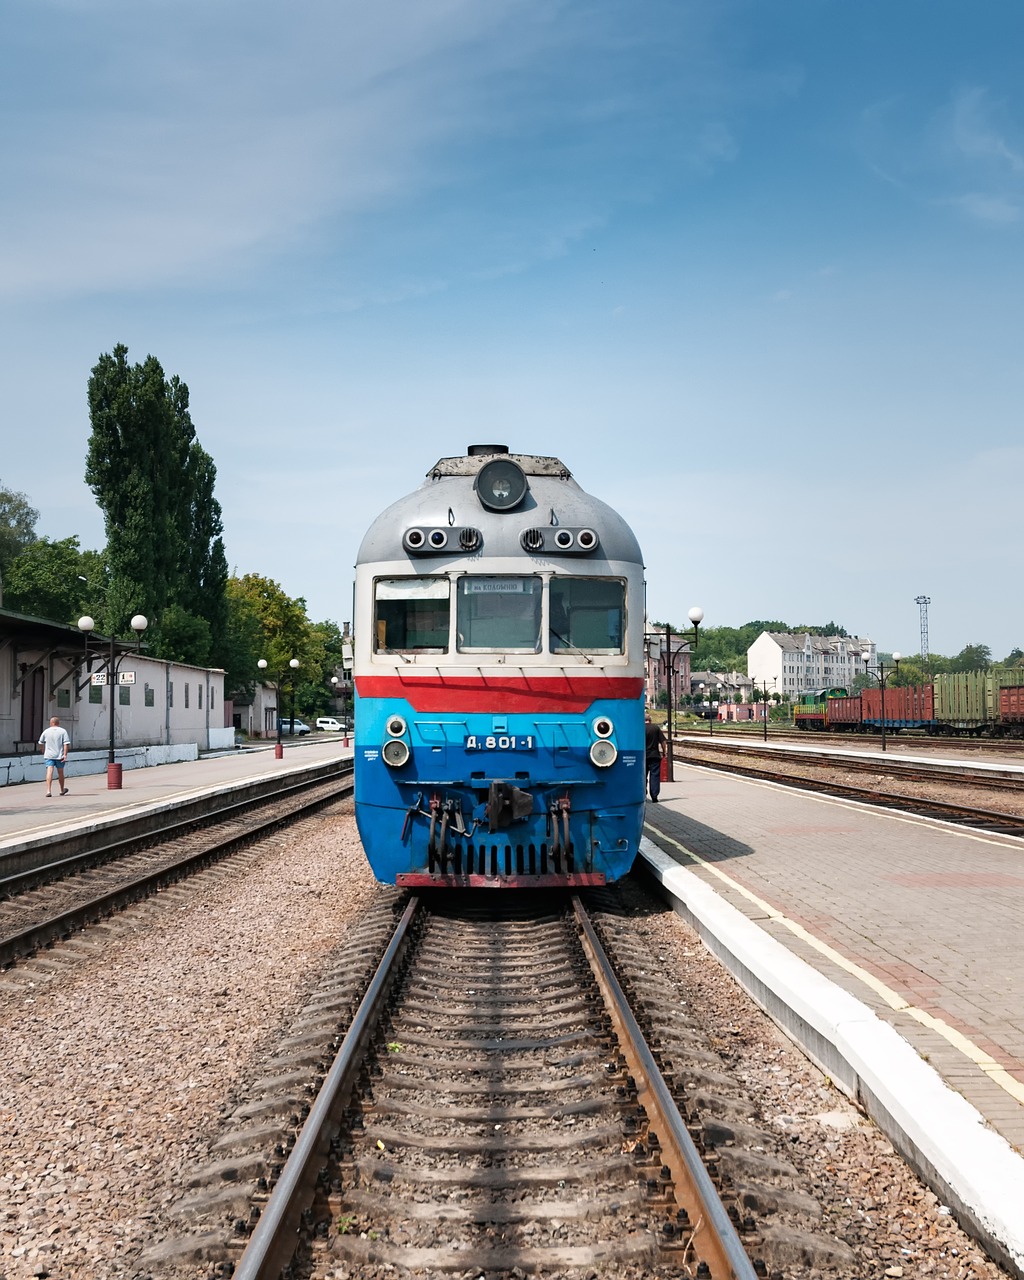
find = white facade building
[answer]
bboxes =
[747,632,877,700]
[0,608,231,764]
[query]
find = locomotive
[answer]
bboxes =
[352,445,647,887]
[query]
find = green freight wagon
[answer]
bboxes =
[932,668,1024,733]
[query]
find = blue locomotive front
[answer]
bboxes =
[353,446,647,887]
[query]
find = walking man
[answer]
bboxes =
[644,715,666,803]
[38,716,71,797]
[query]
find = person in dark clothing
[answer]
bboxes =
[644,716,666,801]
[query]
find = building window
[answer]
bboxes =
[89,684,103,705]
[185,683,190,709]
[169,682,174,708]
[144,683,155,708]
[210,686,215,707]
[198,684,203,709]
[119,685,131,706]
[57,687,70,709]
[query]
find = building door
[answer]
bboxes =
[20,668,45,748]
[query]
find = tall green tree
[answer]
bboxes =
[950,644,992,672]
[228,573,313,689]
[86,345,173,630]
[3,537,105,622]
[85,344,229,663]
[0,482,40,605]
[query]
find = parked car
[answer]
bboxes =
[278,718,311,735]
[315,716,349,732]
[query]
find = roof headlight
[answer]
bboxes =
[475,457,529,512]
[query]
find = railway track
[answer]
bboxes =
[151,890,866,1279]
[676,742,1024,837]
[676,737,1024,791]
[683,725,1024,756]
[0,765,353,968]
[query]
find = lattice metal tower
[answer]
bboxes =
[915,595,931,660]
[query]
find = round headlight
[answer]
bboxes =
[590,739,618,768]
[592,717,614,738]
[428,529,448,548]
[404,528,425,549]
[554,529,574,549]
[386,715,407,738]
[475,457,529,512]
[382,739,411,767]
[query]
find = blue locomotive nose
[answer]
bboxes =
[354,698,645,887]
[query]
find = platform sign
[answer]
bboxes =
[118,671,136,685]
[90,673,107,686]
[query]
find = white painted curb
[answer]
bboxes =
[640,837,1024,1277]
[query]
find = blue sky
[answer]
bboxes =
[2,0,1022,661]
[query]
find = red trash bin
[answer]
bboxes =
[659,756,668,782]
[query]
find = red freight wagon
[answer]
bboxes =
[1000,685,1024,724]
[861,684,934,726]
[824,695,862,727]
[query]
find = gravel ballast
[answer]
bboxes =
[0,797,1010,1279]
[0,802,377,1279]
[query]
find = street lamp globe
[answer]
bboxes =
[257,659,268,672]
[131,615,148,636]
[289,658,300,672]
[687,606,704,626]
[893,651,902,662]
[78,616,95,634]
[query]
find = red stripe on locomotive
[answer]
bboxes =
[355,674,644,714]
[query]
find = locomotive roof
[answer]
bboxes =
[357,446,643,566]
[427,451,572,478]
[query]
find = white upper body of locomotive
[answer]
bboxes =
[354,445,645,677]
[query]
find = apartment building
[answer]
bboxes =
[747,631,877,699]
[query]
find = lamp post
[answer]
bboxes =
[862,652,902,753]
[756,677,777,741]
[712,682,722,735]
[78,612,148,790]
[258,657,300,759]
[645,607,703,783]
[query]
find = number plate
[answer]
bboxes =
[464,734,535,751]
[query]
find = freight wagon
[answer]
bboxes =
[794,670,1024,737]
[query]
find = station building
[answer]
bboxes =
[0,606,232,783]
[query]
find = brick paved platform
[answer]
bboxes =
[0,738,350,853]
[641,762,1024,1276]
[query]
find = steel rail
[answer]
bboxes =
[571,896,758,1280]
[0,759,353,895]
[0,774,354,966]
[678,739,1024,790]
[232,895,420,1280]
[676,754,1024,837]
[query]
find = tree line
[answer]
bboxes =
[0,344,346,717]
[655,618,1022,685]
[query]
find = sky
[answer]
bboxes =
[2,0,1023,662]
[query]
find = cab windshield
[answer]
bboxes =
[457,576,542,652]
[549,577,625,653]
[374,578,450,652]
